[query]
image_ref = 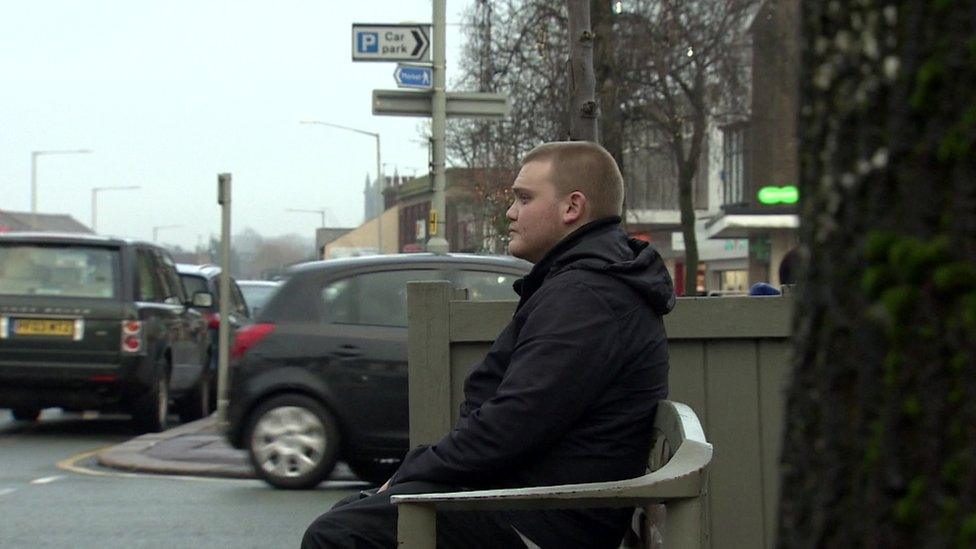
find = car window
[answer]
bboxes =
[453,270,521,301]
[320,269,444,327]
[231,281,248,316]
[180,274,208,299]
[0,243,120,299]
[239,284,278,311]
[136,249,162,302]
[155,252,185,303]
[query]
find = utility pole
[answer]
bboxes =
[91,185,140,233]
[299,120,383,253]
[426,0,450,253]
[30,149,92,229]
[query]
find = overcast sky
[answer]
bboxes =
[0,1,470,249]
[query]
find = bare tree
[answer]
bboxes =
[621,0,756,294]
[450,0,755,280]
[447,0,571,251]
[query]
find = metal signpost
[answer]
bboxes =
[372,90,510,118]
[353,1,508,253]
[352,24,430,62]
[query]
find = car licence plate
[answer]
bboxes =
[12,318,75,337]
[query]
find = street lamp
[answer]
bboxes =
[285,208,327,228]
[91,185,140,233]
[30,148,93,228]
[300,120,384,253]
[152,224,182,243]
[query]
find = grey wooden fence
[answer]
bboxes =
[406,281,794,549]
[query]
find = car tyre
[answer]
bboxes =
[11,407,41,422]
[177,370,211,423]
[245,394,340,490]
[346,458,401,486]
[132,368,170,433]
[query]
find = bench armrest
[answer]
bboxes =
[391,438,711,512]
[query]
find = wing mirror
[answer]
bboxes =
[191,291,214,308]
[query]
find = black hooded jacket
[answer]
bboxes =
[390,217,675,547]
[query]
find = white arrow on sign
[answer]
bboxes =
[352,24,431,62]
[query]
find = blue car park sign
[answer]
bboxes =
[352,24,431,62]
[394,64,433,89]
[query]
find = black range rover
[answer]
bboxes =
[0,232,212,431]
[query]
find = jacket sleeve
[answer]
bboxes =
[389,280,624,487]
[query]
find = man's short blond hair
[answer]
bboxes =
[521,141,624,218]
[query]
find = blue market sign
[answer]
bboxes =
[394,64,433,89]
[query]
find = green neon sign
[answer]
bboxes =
[758,185,799,205]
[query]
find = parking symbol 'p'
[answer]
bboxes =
[358,32,379,53]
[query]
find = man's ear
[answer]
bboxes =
[562,191,587,225]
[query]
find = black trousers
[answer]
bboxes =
[301,481,528,549]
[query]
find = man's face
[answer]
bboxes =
[506,160,568,263]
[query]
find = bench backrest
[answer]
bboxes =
[407,281,793,549]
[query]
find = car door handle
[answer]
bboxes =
[333,345,362,359]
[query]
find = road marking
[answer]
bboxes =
[0,488,17,497]
[30,475,64,485]
[57,448,261,484]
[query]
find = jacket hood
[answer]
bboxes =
[515,217,676,315]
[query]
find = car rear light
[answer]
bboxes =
[121,320,143,354]
[122,320,141,335]
[204,312,221,330]
[231,323,275,360]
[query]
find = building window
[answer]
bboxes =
[722,124,749,206]
[719,270,748,293]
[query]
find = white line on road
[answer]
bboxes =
[30,475,64,485]
[0,488,17,497]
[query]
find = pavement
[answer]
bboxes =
[95,414,360,482]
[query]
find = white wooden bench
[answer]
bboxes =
[392,400,712,548]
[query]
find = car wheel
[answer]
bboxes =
[245,394,340,490]
[132,369,170,433]
[346,458,401,486]
[177,371,211,423]
[11,407,41,422]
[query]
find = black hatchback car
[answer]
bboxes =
[0,233,212,431]
[224,253,530,488]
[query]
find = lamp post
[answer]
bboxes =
[30,148,92,229]
[91,185,140,233]
[285,208,327,228]
[152,224,182,243]
[300,120,384,253]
